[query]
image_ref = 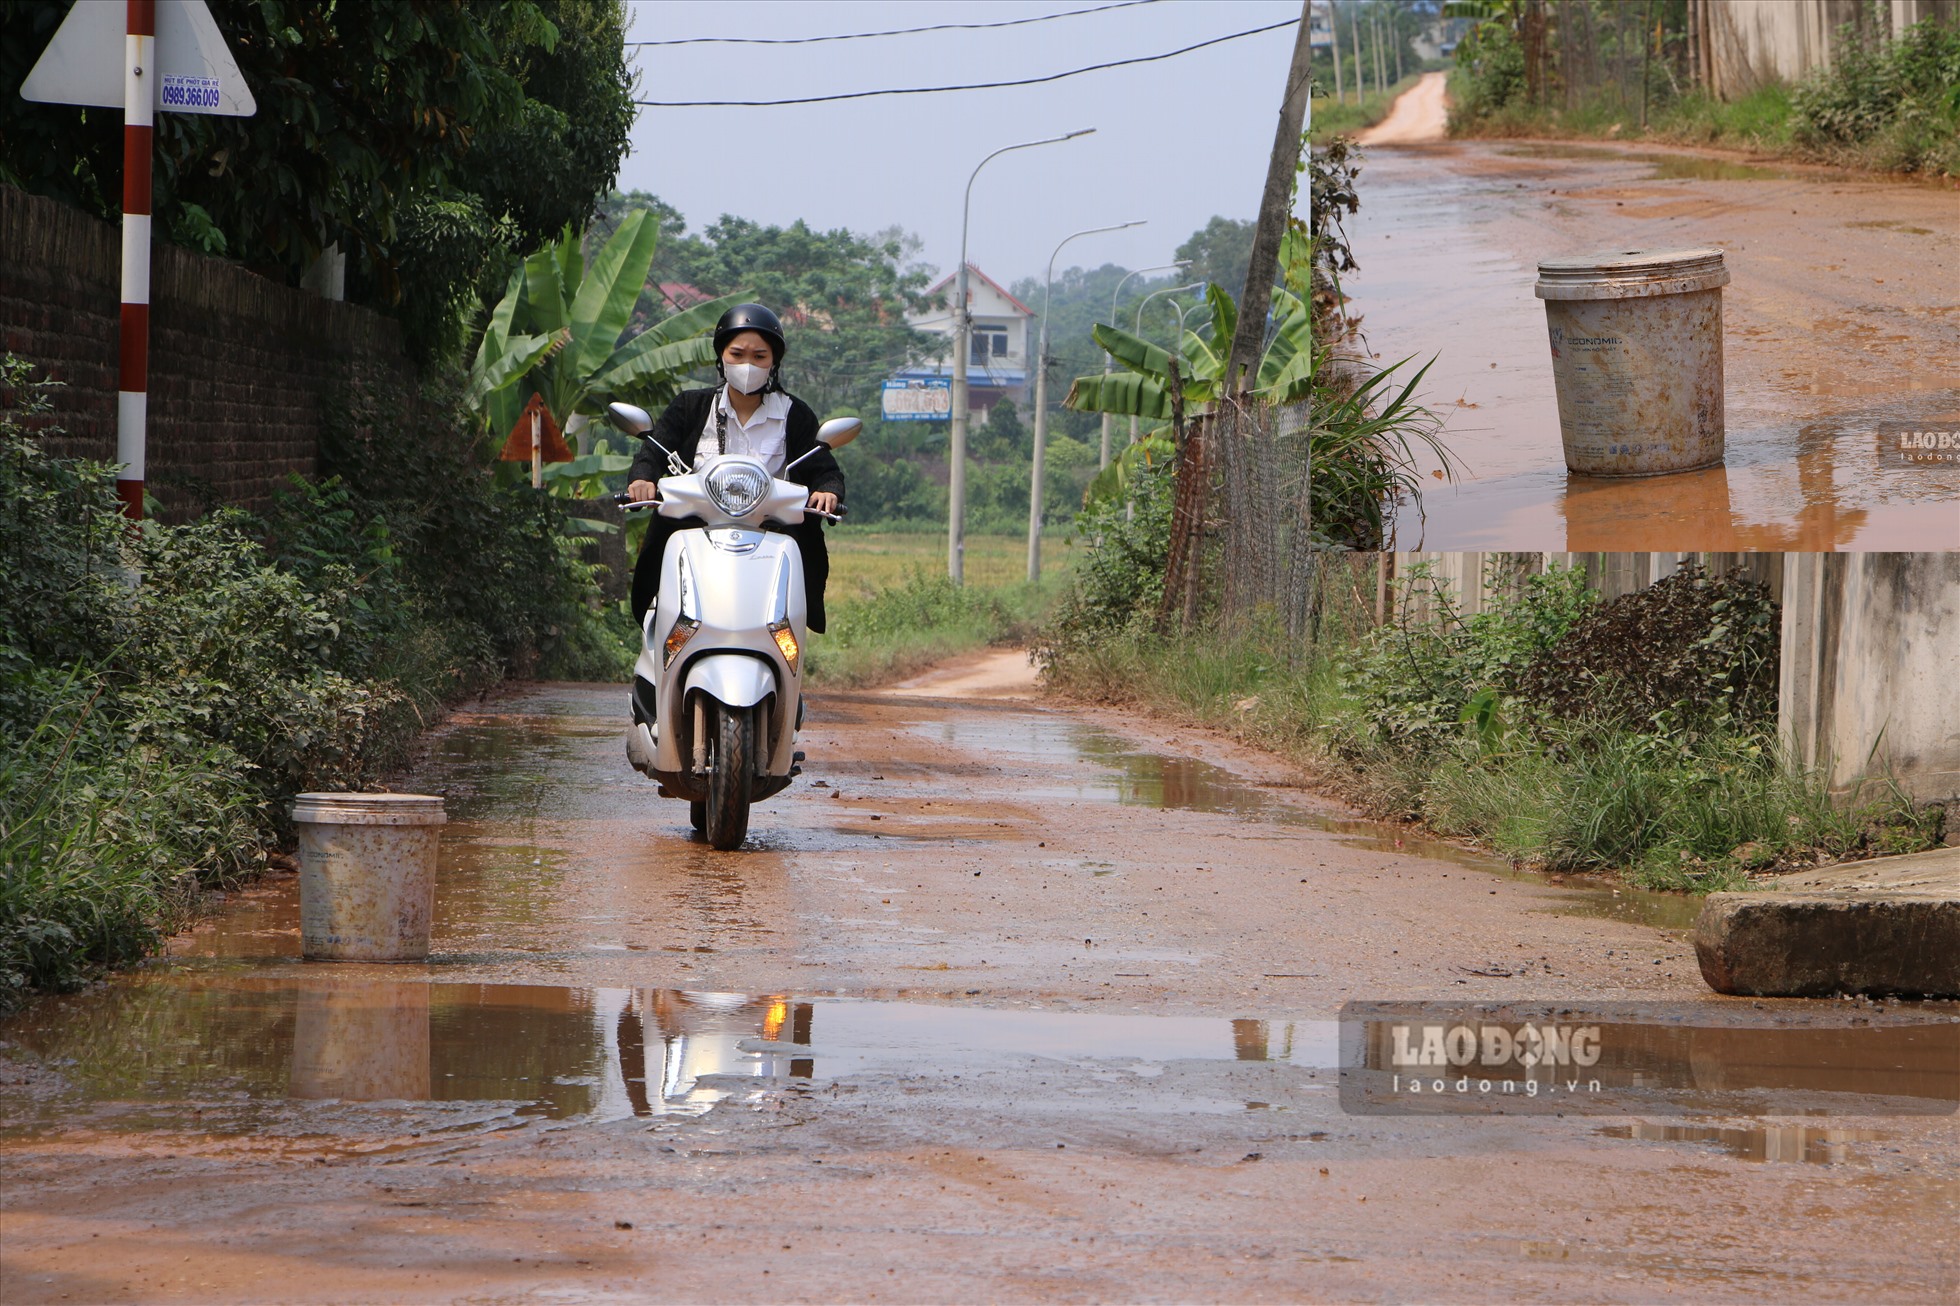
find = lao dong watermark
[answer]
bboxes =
[1337,1001,1960,1116]
[1385,1018,1602,1101]
[1876,423,1960,468]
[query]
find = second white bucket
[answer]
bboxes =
[1534,247,1729,477]
[293,793,446,961]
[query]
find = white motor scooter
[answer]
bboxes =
[606,400,857,849]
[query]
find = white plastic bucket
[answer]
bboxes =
[1535,247,1730,477]
[293,793,445,961]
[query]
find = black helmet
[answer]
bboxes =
[713,303,786,362]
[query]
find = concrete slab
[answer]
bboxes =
[1692,847,1960,998]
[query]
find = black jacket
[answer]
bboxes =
[626,388,845,498]
[627,388,844,632]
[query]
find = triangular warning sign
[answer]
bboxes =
[22,0,257,117]
[498,393,574,463]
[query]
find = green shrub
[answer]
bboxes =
[1035,454,1176,666]
[1793,17,1960,159]
[1340,561,1596,751]
[1513,562,1778,736]
[0,355,630,1004]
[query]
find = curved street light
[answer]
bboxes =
[948,127,1095,585]
[1028,219,1146,584]
[1129,281,1205,449]
[1100,261,1189,469]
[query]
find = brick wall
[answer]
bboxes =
[0,183,414,519]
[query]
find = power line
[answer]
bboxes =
[627,0,1164,47]
[634,17,1301,107]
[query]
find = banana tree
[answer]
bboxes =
[1064,280,1317,505]
[467,209,747,500]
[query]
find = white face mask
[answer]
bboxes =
[724,362,770,395]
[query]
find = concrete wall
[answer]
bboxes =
[1780,553,1960,807]
[1699,0,1960,99]
[1386,551,1779,621]
[0,183,414,519]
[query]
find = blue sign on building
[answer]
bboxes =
[881,377,952,422]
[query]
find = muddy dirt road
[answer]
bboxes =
[3,675,1957,1302]
[1339,109,1960,549]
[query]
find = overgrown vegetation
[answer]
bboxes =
[1449,5,1960,178]
[1041,556,1943,892]
[0,357,630,1006]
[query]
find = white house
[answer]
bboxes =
[899,263,1035,415]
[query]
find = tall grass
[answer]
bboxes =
[807,571,1048,690]
[0,675,262,1002]
[1446,17,1960,178]
[1039,566,1943,892]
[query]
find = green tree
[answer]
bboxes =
[973,399,1028,461]
[602,202,938,417]
[0,0,634,364]
[1174,217,1260,304]
[467,212,744,498]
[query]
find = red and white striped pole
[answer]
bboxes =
[118,0,155,520]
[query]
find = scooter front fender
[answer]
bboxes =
[683,652,777,709]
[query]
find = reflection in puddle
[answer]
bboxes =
[0,978,1335,1128]
[1600,1121,1893,1165]
[1343,1005,1960,1115]
[7,979,1952,1133]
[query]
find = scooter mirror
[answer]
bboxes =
[815,417,862,449]
[608,401,653,434]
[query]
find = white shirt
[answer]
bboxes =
[699,387,790,476]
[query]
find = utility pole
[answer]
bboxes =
[1374,5,1388,94]
[1329,0,1346,106]
[1224,0,1316,397]
[1393,1,1404,84]
[1351,6,1366,97]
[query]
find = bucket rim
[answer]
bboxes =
[1535,246,1729,299]
[292,791,447,825]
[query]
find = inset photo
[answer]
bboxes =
[1309,0,1959,550]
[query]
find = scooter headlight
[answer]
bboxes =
[705,460,770,518]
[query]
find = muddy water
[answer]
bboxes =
[5,684,1960,1302]
[1344,140,1960,549]
[913,710,1697,931]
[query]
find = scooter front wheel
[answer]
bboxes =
[689,799,706,832]
[703,702,754,850]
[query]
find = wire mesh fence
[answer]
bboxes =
[1164,394,1330,647]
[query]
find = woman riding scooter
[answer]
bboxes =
[625,303,844,631]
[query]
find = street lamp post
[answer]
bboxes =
[1130,281,1205,448]
[1100,261,1189,469]
[949,128,1094,585]
[1029,219,1145,584]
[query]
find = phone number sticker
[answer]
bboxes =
[160,75,222,110]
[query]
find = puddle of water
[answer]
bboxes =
[1599,1121,1892,1165]
[1494,143,1828,182]
[1345,1004,1960,1115]
[913,714,1697,930]
[0,978,1336,1129]
[7,977,1952,1134]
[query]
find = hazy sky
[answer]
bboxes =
[618,0,1304,292]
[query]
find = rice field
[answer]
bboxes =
[828,530,1076,599]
